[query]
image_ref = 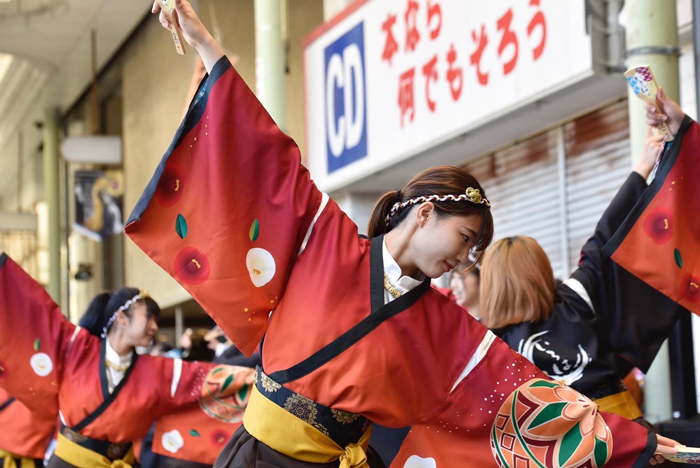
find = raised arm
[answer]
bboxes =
[125,32,329,356]
[152,0,223,73]
[565,129,685,373]
[0,253,75,413]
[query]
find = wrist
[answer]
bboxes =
[634,163,654,179]
[194,33,216,53]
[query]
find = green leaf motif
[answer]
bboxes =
[529,380,558,389]
[189,429,200,437]
[249,219,259,242]
[238,384,249,401]
[221,374,234,393]
[176,214,188,239]
[212,367,224,375]
[558,422,584,467]
[594,437,610,467]
[675,248,683,269]
[527,402,567,430]
[33,339,40,352]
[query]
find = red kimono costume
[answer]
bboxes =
[604,115,700,317]
[126,56,658,467]
[0,387,56,468]
[0,254,254,467]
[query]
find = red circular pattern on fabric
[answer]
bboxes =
[210,429,229,447]
[643,206,673,245]
[174,247,211,285]
[155,163,187,207]
[681,274,700,304]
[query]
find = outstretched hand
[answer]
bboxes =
[645,87,685,137]
[650,435,680,465]
[152,0,224,72]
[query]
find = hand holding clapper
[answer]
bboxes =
[155,0,186,55]
[625,66,673,141]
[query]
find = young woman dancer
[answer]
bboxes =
[0,258,254,468]
[127,2,677,465]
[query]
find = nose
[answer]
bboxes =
[456,246,471,264]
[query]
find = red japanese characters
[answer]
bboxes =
[381,0,548,127]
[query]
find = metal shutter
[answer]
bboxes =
[564,99,632,272]
[464,131,566,278]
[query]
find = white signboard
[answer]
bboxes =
[304,0,594,192]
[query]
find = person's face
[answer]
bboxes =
[462,272,480,309]
[450,273,466,304]
[119,302,159,348]
[411,207,482,279]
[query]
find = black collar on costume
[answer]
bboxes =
[266,235,431,385]
[70,339,139,433]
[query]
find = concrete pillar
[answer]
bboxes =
[43,108,62,305]
[625,0,680,423]
[255,0,287,130]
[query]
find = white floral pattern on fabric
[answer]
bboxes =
[404,455,437,468]
[246,248,276,287]
[29,353,53,376]
[162,429,184,454]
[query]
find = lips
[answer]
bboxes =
[444,261,455,272]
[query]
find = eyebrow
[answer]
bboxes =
[464,227,477,238]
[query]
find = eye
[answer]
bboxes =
[463,235,470,243]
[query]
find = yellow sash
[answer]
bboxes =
[55,433,135,468]
[243,385,372,468]
[594,390,643,420]
[0,449,35,468]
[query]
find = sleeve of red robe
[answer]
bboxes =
[0,253,74,414]
[603,116,699,322]
[566,170,686,374]
[392,338,657,468]
[125,56,324,357]
[149,359,255,464]
[0,387,57,460]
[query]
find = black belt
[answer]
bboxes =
[254,367,369,449]
[60,426,132,461]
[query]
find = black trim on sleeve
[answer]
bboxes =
[126,56,233,227]
[604,115,694,256]
[0,397,15,413]
[632,430,659,468]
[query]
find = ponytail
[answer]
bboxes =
[79,292,113,337]
[367,191,401,238]
[366,166,494,258]
[78,287,161,337]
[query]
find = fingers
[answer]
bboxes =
[174,0,188,16]
[151,1,160,13]
[159,10,171,29]
[657,435,681,450]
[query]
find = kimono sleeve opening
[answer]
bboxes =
[567,170,685,373]
[125,57,324,357]
[0,254,73,413]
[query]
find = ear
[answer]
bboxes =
[115,310,128,327]
[415,202,435,228]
